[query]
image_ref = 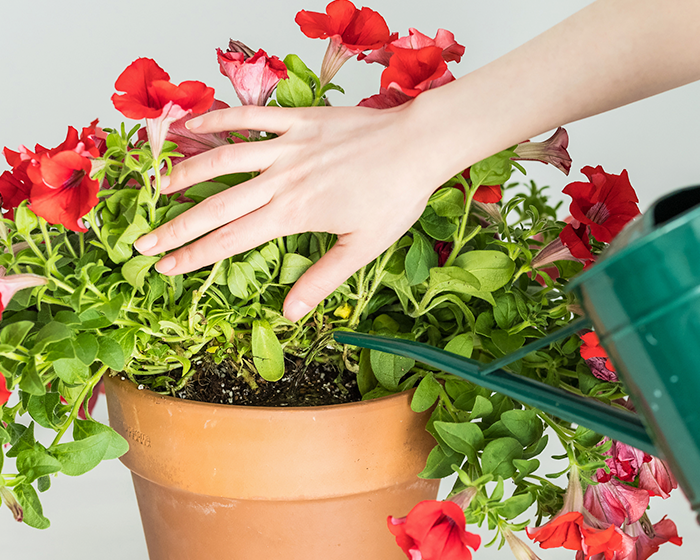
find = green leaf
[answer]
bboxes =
[251,319,285,381]
[227,262,254,299]
[74,332,99,365]
[469,395,493,420]
[523,434,549,460]
[16,449,62,483]
[276,71,314,108]
[0,425,9,445]
[37,475,51,493]
[418,445,464,479]
[51,432,111,476]
[405,231,438,286]
[357,347,377,396]
[283,54,320,89]
[481,437,523,478]
[370,350,415,391]
[184,181,231,203]
[419,206,457,241]
[122,255,159,292]
[454,250,515,292]
[513,458,540,479]
[73,419,129,461]
[53,358,89,385]
[31,322,73,354]
[279,253,313,284]
[411,373,442,412]
[491,330,526,355]
[14,203,38,236]
[427,267,481,296]
[444,333,474,359]
[97,336,125,371]
[499,492,535,519]
[433,421,484,463]
[470,148,518,186]
[494,293,518,330]
[27,393,63,430]
[0,321,34,351]
[6,422,36,458]
[501,409,542,447]
[111,328,138,362]
[573,425,603,447]
[15,483,50,529]
[18,363,45,396]
[429,187,465,218]
[54,310,81,325]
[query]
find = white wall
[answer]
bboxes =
[2,1,700,558]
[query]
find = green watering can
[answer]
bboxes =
[334,185,700,523]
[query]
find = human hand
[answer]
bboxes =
[133,101,459,321]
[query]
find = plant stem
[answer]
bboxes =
[38,219,53,256]
[50,365,108,448]
[188,261,223,333]
[444,175,478,268]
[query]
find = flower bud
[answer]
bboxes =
[0,487,24,522]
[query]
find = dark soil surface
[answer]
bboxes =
[173,355,362,407]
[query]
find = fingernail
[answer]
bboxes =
[185,116,203,130]
[160,175,171,191]
[155,256,176,274]
[284,300,313,322]
[134,234,157,253]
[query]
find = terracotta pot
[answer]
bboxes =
[104,374,440,560]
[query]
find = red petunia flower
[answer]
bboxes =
[359,45,454,109]
[388,500,480,560]
[296,0,394,85]
[473,184,502,203]
[360,27,465,66]
[527,469,633,559]
[563,166,640,243]
[0,373,11,406]
[580,332,615,373]
[0,165,32,220]
[27,150,100,232]
[217,47,287,106]
[531,222,593,272]
[381,45,453,96]
[435,241,453,267]
[112,58,215,157]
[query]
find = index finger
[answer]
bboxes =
[185,104,297,135]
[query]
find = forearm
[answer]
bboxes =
[411,0,700,176]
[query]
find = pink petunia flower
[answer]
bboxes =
[217,47,288,107]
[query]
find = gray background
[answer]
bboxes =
[2,0,700,558]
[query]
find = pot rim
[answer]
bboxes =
[105,371,414,413]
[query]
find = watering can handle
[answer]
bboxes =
[333,320,658,456]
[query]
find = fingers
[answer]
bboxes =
[162,139,281,194]
[135,176,274,256]
[149,203,289,276]
[185,105,297,136]
[283,235,380,322]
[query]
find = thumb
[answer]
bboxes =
[283,235,378,322]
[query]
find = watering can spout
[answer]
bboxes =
[333,322,657,456]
